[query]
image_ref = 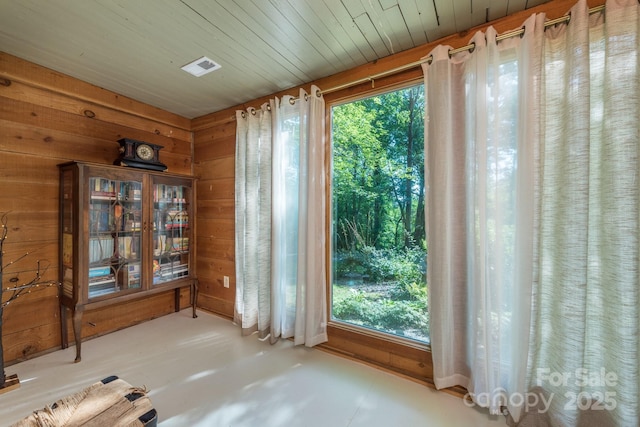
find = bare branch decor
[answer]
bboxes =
[1,212,59,393]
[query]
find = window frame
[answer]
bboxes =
[325,80,430,352]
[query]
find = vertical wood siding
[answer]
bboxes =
[0,52,193,365]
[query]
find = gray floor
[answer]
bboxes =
[1,310,505,426]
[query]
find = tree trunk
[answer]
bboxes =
[413,173,425,245]
[372,165,383,248]
[403,91,416,247]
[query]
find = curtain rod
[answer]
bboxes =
[236,4,605,118]
[318,4,606,96]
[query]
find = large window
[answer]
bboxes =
[330,84,428,344]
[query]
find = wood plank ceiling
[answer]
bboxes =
[0,0,549,119]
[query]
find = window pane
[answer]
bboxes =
[331,85,429,344]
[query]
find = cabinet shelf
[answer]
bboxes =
[58,161,197,363]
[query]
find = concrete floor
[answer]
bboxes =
[1,310,505,426]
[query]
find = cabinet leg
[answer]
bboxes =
[72,307,84,363]
[192,280,198,319]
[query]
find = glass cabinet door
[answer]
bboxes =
[88,176,143,298]
[152,182,191,284]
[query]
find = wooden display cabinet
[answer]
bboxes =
[58,161,197,362]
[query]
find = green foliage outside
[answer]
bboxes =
[333,246,429,342]
[331,84,429,343]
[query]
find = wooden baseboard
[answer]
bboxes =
[0,374,20,395]
[315,344,469,401]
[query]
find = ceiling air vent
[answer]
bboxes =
[181,56,222,77]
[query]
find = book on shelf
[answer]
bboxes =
[154,235,167,256]
[91,180,143,202]
[154,184,187,204]
[90,178,117,199]
[161,263,188,273]
[160,269,189,279]
[89,274,115,286]
[165,221,189,230]
[89,207,113,232]
[118,236,140,259]
[89,266,111,278]
[165,210,189,229]
[152,259,189,283]
[118,263,141,288]
[126,187,141,201]
[90,191,117,200]
[124,219,142,232]
[89,236,114,263]
[168,237,189,252]
[92,178,115,193]
[155,270,189,282]
[160,267,189,277]
[89,280,118,297]
[160,262,188,273]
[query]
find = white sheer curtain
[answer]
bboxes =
[271,87,328,347]
[235,86,328,347]
[423,0,640,425]
[235,103,273,338]
[523,1,640,426]
[422,12,543,421]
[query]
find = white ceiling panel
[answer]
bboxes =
[0,0,550,118]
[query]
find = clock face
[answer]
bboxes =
[136,144,155,161]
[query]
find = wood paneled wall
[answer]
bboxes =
[191,117,236,317]
[0,52,193,365]
[192,0,603,386]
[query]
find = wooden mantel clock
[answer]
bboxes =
[115,138,167,171]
